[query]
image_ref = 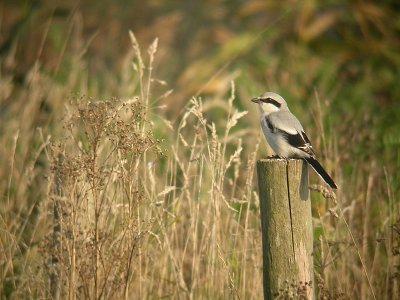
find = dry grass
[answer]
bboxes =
[0,33,263,299]
[0,27,399,300]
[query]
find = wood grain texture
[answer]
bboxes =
[256,158,313,299]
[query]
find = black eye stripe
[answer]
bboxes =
[260,97,281,108]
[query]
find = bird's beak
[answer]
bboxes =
[251,97,260,104]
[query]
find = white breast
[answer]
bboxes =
[260,116,285,157]
[260,115,305,158]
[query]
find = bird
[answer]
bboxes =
[251,92,337,189]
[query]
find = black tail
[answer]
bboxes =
[305,157,337,189]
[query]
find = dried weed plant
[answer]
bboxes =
[45,97,160,299]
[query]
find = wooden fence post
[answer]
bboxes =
[256,158,314,299]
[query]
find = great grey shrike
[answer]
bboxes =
[251,92,337,189]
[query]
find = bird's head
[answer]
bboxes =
[251,92,288,114]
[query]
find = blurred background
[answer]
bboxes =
[2,0,400,162]
[1,0,399,298]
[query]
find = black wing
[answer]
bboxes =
[297,131,315,156]
[266,115,315,156]
[280,129,315,157]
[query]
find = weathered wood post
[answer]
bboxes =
[256,158,314,299]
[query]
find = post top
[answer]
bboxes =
[257,158,303,162]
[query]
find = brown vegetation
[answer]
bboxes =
[1,1,399,299]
